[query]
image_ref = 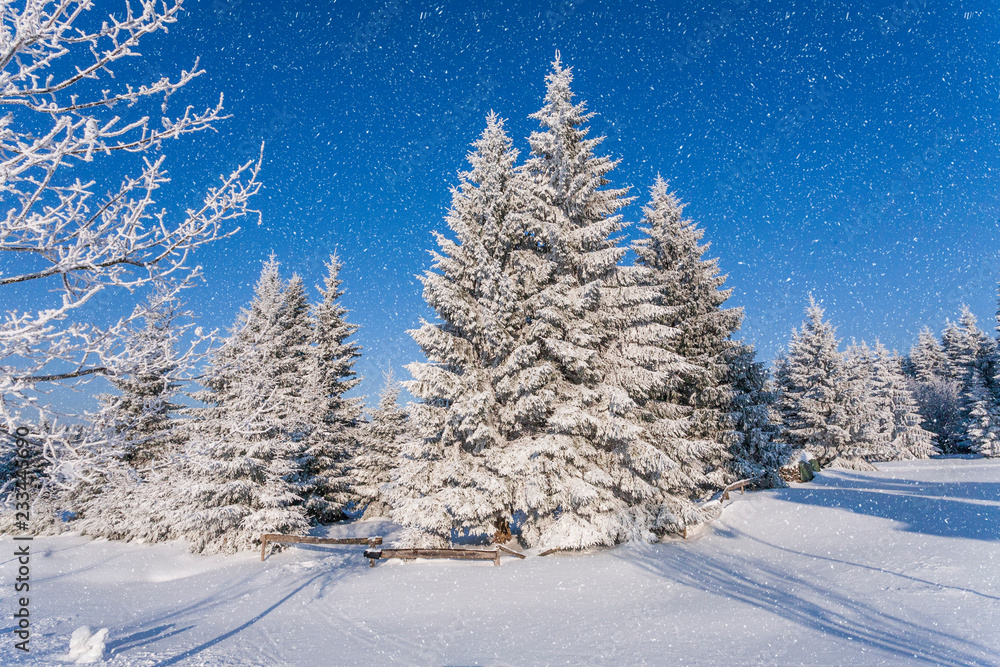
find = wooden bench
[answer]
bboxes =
[260,534,383,561]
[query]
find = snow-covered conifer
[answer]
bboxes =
[390,112,534,547]
[837,341,887,461]
[616,177,743,536]
[909,327,953,382]
[297,257,363,523]
[963,369,1000,457]
[71,289,193,540]
[631,176,743,493]
[511,56,666,549]
[273,275,315,440]
[910,377,965,454]
[871,344,937,460]
[91,290,190,470]
[908,327,965,452]
[724,343,789,486]
[941,307,991,385]
[354,371,408,518]
[941,307,1000,453]
[776,298,851,464]
[163,259,310,554]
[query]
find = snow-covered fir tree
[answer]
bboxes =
[909,327,953,382]
[856,342,938,461]
[631,177,744,496]
[389,112,535,547]
[907,327,965,452]
[837,341,887,462]
[92,289,190,469]
[910,376,965,454]
[612,177,740,536]
[272,275,315,443]
[162,259,310,554]
[72,289,192,540]
[354,370,408,518]
[871,344,937,460]
[941,307,999,453]
[724,343,789,486]
[941,307,993,386]
[297,256,363,523]
[512,56,667,549]
[962,368,1000,457]
[597,210,696,537]
[776,298,852,464]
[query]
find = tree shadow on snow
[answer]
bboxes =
[142,554,371,666]
[728,528,1000,603]
[617,545,996,666]
[0,538,93,568]
[773,472,1000,543]
[107,624,194,655]
[151,572,326,666]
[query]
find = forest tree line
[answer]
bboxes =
[4,57,996,555]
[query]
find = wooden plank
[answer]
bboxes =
[261,534,382,546]
[721,478,751,502]
[364,547,503,566]
[495,544,526,559]
[260,534,383,561]
[538,548,562,557]
[380,548,499,560]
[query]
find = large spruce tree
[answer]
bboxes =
[164,259,310,554]
[511,56,663,549]
[632,177,744,499]
[354,370,408,518]
[389,112,535,547]
[298,256,363,523]
[777,298,852,464]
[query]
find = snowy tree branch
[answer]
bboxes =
[0,0,262,432]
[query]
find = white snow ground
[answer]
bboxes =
[2,458,998,666]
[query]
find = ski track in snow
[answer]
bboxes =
[2,461,998,665]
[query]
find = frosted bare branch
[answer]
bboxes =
[0,0,262,434]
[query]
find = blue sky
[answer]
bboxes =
[56,0,1000,406]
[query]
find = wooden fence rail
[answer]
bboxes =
[721,478,752,502]
[260,534,383,561]
[496,544,526,559]
[262,480,759,565]
[364,547,512,567]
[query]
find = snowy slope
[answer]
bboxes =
[3,458,998,665]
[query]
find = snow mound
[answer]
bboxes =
[61,626,108,664]
[825,456,878,471]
